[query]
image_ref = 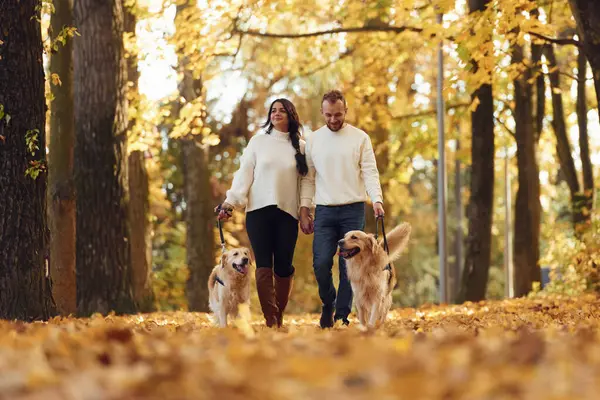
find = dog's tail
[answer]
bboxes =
[380,222,411,262]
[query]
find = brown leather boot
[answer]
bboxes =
[274,271,294,327]
[255,267,279,327]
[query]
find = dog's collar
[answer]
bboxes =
[215,275,225,286]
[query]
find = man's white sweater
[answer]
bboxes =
[225,129,305,220]
[300,123,383,208]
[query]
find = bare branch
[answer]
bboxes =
[392,102,470,121]
[557,70,593,83]
[494,116,516,139]
[253,49,356,90]
[293,49,355,79]
[528,31,581,47]
[232,34,244,58]
[212,36,244,59]
[233,25,424,39]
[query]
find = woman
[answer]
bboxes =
[216,98,308,328]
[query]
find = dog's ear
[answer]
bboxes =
[367,234,377,249]
[220,252,228,267]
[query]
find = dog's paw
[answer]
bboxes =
[233,303,255,338]
[357,324,378,335]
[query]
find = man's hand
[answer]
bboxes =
[215,202,233,221]
[373,202,385,218]
[299,207,314,235]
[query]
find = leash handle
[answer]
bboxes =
[215,204,227,251]
[375,215,390,255]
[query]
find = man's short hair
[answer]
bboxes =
[322,90,347,108]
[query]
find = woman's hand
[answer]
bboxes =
[299,207,314,235]
[215,202,234,221]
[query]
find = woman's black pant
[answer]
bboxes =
[246,205,297,277]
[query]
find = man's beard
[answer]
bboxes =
[327,120,344,132]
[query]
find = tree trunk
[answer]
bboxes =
[0,0,56,320]
[124,5,155,312]
[48,0,77,316]
[531,41,545,139]
[74,0,136,315]
[544,45,584,228]
[576,50,594,229]
[578,52,594,192]
[459,0,495,302]
[512,43,541,297]
[128,151,155,311]
[568,0,600,124]
[182,138,214,311]
[175,5,215,312]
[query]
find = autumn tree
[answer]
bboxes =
[568,1,600,123]
[0,0,56,320]
[125,3,155,312]
[172,3,216,312]
[544,44,584,228]
[48,0,77,316]
[459,0,495,302]
[531,2,594,229]
[576,49,594,228]
[512,36,542,298]
[74,0,136,315]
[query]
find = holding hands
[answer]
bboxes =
[299,207,314,235]
[299,203,383,235]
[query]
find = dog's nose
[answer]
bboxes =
[337,239,345,247]
[241,257,249,264]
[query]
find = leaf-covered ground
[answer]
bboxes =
[2,295,600,399]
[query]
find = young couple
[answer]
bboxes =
[216,90,384,329]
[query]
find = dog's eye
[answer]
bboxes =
[351,235,357,239]
[234,252,239,256]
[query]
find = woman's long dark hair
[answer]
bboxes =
[261,98,308,176]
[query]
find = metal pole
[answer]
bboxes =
[436,12,450,304]
[504,146,514,298]
[454,138,463,300]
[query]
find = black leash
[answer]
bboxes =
[215,204,227,254]
[214,204,229,286]
[375,215,392,272]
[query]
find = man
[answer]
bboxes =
[300,90,385,328]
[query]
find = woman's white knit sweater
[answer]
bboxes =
[224,128,305,220]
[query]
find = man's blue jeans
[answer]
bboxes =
[313,202,365,320]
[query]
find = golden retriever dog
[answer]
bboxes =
[338,222,411,330]
[208,247,253,327]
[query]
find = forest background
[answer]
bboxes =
[1,0,599,320]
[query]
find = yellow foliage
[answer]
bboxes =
[2,296,600,398]
[50,73,61,87]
